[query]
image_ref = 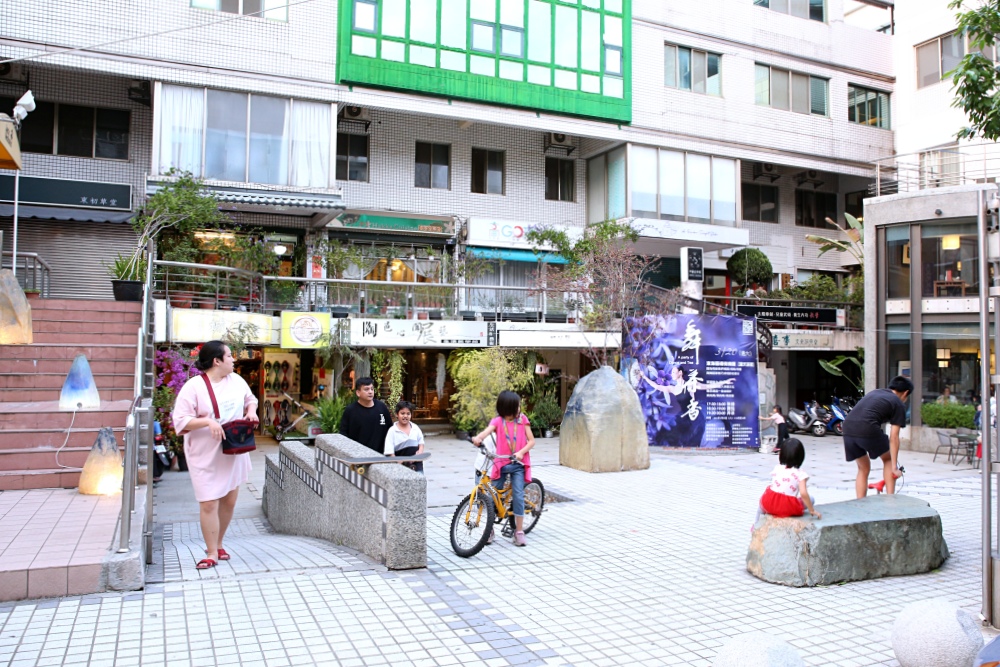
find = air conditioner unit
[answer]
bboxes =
[339,105,370,122]
[0,62,27,83]
[548,132,573,147]
[752,162,780,182]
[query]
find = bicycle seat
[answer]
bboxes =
[869,480,886,494]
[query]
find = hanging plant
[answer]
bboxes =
[386,350,406,415]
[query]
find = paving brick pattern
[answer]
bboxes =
[0,436,994,666]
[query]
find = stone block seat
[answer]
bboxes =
[747,495,949,587]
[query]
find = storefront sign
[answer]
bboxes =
[771,332,833,349]
[495,328,621,349]
[348,319,495,348]
[466,218,582,249]
[737,305,838,324]
[171,310,275,345]
[623,314,760,449]
[682,247,703,282]
[280,311,331,349]
[0,175,132,210]
[0,117,21,170]
[333,213,452,235]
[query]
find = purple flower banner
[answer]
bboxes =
[623,314,760,449]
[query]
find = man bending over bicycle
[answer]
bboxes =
[471,390,536,547]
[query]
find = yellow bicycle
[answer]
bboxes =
[450,442,545,557]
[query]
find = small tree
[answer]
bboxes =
[526,220,660,367]
[135,170,227,267]
[450,348,534,433]
[726,248,773,289]
[949,0,1000,140]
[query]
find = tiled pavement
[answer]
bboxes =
[0,433,994,666]
[0,490,123,602]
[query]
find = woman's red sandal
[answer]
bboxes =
[196,558,216,570]
[217,548,230,561]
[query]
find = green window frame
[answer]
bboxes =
[848,84,890,129]
[337,0,632,122]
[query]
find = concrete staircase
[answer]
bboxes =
[0,299,141,490]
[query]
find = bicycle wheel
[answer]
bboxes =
[522,478,545,534]
[450,491,495,558]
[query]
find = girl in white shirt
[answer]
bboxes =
[759,438,821,519]
[384,400,425,473]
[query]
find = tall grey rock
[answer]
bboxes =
[559,366,649,472]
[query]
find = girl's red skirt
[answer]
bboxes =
[760,487,805,517]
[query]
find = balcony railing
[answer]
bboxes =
[152,260,584,322]
[873,143,1000,196]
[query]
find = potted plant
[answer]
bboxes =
[104,252,147,301]
[22,288,40,300]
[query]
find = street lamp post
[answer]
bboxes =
[8,91,35,279]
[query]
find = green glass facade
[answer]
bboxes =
[337,0,632,122]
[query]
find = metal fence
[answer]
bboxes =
[152,259,583,322]
[874,143,1000,196]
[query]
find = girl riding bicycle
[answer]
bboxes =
[471,390,535,547]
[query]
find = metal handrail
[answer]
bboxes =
[873,142,1000,196]
[151,258,584,320]
[0,249,52,296]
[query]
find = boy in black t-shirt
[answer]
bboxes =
[339,377,393,454]
[842,375,913,498]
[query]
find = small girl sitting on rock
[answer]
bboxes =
[759,438,822,520]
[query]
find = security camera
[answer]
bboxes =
[989,193,1000,213]
[16,90,35,112]
[12,90,34,122]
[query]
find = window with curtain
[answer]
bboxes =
[289,100,331,188]
[664,44,721,96]
[916,32,995,89]
[158,85,205,175]
[755,64,827,115]
[158,85,331,187]
[630,146,658,219]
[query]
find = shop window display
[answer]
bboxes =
[921,221,979,298]
[885,225,910,299]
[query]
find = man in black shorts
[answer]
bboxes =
[842,375,912,498]
[339,377,392,454]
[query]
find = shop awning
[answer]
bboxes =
[0,204,134,223]
[466,247,568,264]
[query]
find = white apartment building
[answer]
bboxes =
[863,0,1000,448]
[0,0,893,407]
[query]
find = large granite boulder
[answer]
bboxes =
[747,494,948,587]
[559,365,649,472]
[891,599,983,667]
[714,632,804,667]
[0,269,31,344]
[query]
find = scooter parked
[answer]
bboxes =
[824,399,847,436]
[788,401,827,437]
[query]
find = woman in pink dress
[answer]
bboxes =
[172,341,258,570]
